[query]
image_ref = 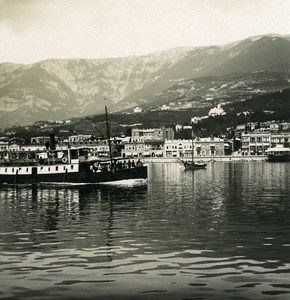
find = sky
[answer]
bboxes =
[0,0,290,64]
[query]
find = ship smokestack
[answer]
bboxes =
[49,133,56,150]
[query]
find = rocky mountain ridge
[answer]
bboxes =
[0,34,290,128]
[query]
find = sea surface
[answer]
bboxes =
[1,161,290,300]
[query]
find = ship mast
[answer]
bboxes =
[191,122,194,162]
[105,104,113,165]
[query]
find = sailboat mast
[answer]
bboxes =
[105,105,113,165]
[191,123,194,162]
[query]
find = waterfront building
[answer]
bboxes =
[122,140,145,158]
[241,132,270,155]
[144,140,164,157]
[241,132,290,155]
[271,133,290,147]
[194,137,225,156]
[121,139,164,158]
[164,137,225,158]
[164,140,191,158]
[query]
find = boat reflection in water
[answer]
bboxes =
[1,162,290,299]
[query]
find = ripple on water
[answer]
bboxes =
[0,162,290,299]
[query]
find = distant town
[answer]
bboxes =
[1,102,290,159]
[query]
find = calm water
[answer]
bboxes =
[1,161,290,300]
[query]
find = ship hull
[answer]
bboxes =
[267,154,290,162]
[0,166,147,185]
[184,161,207,170]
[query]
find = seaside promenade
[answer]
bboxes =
[143,155,267,163]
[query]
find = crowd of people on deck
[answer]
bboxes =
[90,159,143,173]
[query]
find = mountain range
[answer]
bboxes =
[0,34,290,128]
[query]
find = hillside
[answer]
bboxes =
[4,87,289,143]
[135,71,290,112]
[0,34,290,128]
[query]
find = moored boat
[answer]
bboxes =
[179,124,207,170]
[266,144,290,162]
[183,160,207,170]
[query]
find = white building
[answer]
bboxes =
[68,134,92,142]
[164,137,225,158]
[191,117,201,124]
[208,104,226,117]
[133,107,142,113]
[161,104,171,111]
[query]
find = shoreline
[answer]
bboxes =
[143,155,267,163]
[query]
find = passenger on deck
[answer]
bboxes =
[136,159,143,167]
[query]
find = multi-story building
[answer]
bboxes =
[271,133,290,147]
[122,140,145,158]
[131,128,174,141]
[164,137,225,158]
[241,132,270,155]
[68,134,93,142]
[164,140,191,158]
[241,132,290,155]
[31,136,51,144]
[121,140,164,158]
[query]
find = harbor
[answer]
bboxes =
[1,1,290,299]
[1,161,290,299]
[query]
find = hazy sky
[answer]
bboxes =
[1,0,289,64]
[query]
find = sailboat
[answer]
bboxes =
[181,125,207,170]
[0,106,147,184]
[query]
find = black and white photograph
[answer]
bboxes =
[0,0,290,299]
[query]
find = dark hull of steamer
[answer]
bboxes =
[0,165,148,185]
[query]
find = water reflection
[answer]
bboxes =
[1,162,290,299]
